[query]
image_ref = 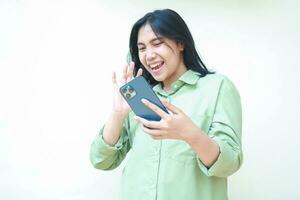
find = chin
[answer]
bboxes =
[152,75,165,82]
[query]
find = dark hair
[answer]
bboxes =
[129,9,214,86]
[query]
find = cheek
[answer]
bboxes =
[138,52,150,70]
[138,52,145,64]
[157,46,167,55]
[158,46,175,60]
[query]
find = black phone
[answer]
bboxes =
[119,76,168,121]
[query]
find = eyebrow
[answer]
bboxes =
[137,37,163,46]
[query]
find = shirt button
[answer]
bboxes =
[151,184,156,189]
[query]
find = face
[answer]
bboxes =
[137,23,187,88]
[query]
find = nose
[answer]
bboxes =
[146,49,156,62]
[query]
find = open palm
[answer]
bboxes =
[112,62,143,118]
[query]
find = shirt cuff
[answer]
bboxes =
[196,137,234,177]
[94,126,124,155]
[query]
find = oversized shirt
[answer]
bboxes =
[90,70,243,200]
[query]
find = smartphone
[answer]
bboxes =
[119,76,168,121]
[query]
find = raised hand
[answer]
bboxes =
[111,62,143,118]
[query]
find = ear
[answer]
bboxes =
[177,41,185,51]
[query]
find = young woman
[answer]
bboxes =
[90,9,242,200]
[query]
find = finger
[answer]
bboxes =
[121,64,128,84]
[141,99,169,119]
[143,127,165,140]
[112,71,117,85]
[127,62,135,81]
[161,99,181,114]
[136,68,143,77]
[142,126,162,136]
[133,115,161,129]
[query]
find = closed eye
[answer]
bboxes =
[153,41,163,46]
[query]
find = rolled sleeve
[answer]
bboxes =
[90,118,131,170]
[197,77,243,177]
[93,126,124,153]
[197,123,243,177]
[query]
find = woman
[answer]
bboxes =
[90,9,242,200]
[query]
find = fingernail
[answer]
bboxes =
[141,99,148,103]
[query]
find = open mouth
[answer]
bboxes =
[150,61,164,72]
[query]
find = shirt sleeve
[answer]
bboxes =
[197,77,243,177]
[90,116,131,170]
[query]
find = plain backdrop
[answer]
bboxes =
[1,0,300,199]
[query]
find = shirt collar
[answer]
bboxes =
[179,69,201,85]
[153,69,200,96]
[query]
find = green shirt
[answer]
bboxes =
[90,70,243,200]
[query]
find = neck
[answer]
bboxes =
[163,63,187,92]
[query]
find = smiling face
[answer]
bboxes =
[137,23,187,90]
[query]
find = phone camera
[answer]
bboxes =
[128,87,134,93]
[121,88,127,94]
[126,85,134,93]
[125,93,131,99]
[122,85,136,100]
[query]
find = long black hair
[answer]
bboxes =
[129,9,214,86]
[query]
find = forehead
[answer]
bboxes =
[137,23,160,43]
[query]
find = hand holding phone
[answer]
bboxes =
[119,76,168,121]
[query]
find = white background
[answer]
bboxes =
[1,0,300,199]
